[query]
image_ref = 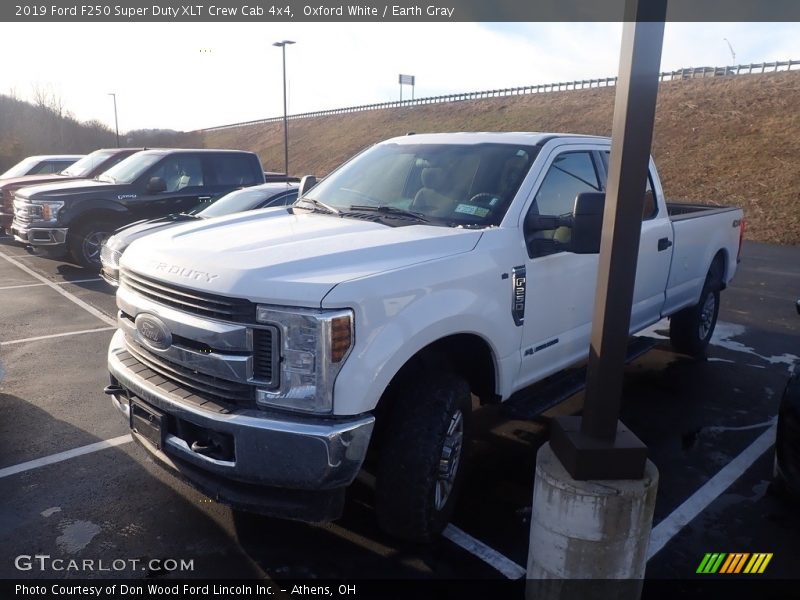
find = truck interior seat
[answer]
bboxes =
[411,167,456,217]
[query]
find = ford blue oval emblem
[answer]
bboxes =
[135,313,172,351]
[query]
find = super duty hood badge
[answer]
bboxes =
[152,262,218,283]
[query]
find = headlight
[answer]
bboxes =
[101,234,126,269]
[254,305,354,414]
[31,200,64,222]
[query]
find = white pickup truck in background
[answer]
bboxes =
[105,133,744,542]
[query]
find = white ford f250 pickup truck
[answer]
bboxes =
[105,133,744,541]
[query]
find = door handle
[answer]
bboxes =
[658,237,673,251]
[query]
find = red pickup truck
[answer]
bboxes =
[0,148,142,234]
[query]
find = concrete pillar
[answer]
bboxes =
[526,443,658,600]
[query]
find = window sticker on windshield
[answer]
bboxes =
[455,204,490,218]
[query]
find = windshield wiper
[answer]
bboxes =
[294,196,340,215]
[348,205,429,223]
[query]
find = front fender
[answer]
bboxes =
[324,249,522,416]
[61,199,130,227]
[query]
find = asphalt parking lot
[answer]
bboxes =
[0,236,797,590]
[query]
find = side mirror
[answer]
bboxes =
[146,176,167,194]
[571,192,605,254]
[299,175,317,197]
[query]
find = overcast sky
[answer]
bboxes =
[1,22,798,132]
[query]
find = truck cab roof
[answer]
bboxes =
[386,132,610,147]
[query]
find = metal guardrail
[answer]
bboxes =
[200,60,798,133]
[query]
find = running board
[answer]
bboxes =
[500,336,661,420]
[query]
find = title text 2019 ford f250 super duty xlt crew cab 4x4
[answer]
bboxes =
[105,133,744,541]
[11,149,265,268]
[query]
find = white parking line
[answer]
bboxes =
[0,250,115,326]
[0,277,103,291]
[0,435,132,480]
[1,327,116,346]
[647,422,777,560]
[356,470,527,578]
[3,252,42,258]
[443,524,527,579]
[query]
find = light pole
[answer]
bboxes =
[273,40,295,177]
[108,93,120,147]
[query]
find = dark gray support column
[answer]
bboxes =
[550,0,667,481]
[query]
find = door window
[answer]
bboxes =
[524,151,601,256]
[150,156,204,192]
[533,151,601,216]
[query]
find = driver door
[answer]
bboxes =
[516,147,604,388]
[136,154,208,219]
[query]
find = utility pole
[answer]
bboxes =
[108,93,120,147]
[273,40,295,176]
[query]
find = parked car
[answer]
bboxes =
[264,171,300,183]
[11,149,265,268]
[0,148,143,234]
[101,182,299,286]
[775,298,800,497]
[105,132,744,541]
[1,154,84,179]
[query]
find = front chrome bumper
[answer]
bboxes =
[108,328,375,492]
[11,221,68,246]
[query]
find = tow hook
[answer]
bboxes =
[103,384,125,395]
[190,435,234,461]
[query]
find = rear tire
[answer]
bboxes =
[68,221,115,270]
[375,371,471,542]
[669,261,723,357]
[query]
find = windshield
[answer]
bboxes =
[97,152,162,184]
[1,157,40,178]
[305,142,538,228]
[60,150,116,177]
[195,186,293,218]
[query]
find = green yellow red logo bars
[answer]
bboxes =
[696,553,773,574]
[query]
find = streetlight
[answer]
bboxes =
[273,40,295,177]
[108,93,120,147]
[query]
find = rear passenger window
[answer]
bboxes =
[214,155,260,187]
[602,151,658,220]
[642,176,657,220]
[534,151,601,216]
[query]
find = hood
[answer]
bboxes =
[0,173,83,192]
[121,208,482,307]
[111,214,201,250]
[13,178,119,200]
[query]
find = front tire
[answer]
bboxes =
[375,371,471,542]
[68,221,115,269]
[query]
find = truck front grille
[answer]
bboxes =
[124,341,255,408]
[12,198,34,225]
[121,270,256,323]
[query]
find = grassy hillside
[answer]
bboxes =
[204,71,800,245]
[0,94,203,172]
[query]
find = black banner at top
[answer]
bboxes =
[4,0,800,22]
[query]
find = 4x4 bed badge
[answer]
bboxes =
[135,313,173,351]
